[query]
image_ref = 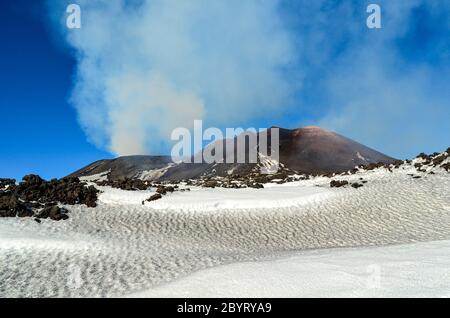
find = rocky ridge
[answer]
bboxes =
[0,175,99,221]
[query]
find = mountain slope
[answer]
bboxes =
[69,156,173,180]
[276,126,394,174]
[69,126,396,181]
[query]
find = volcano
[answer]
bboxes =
[275,126,394,174]
[69,126,396,181]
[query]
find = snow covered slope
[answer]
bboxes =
[0,161,449,297]
[131,240,450,298]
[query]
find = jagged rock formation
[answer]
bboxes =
[0,175,99,220]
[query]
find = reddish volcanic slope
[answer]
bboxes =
[275,126,395,174]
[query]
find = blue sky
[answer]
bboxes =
[0,0,111,180]
[1,0,449,181]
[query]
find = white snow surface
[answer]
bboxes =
[1,164,450,297]
[131,240,450,298]
[356,151,368,161]
[79,170,110,182]
[137,163,176,181]
[141,186,332,211]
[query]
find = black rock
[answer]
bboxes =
[330,180,349,188]
[17,206,34,217]
[416,153,430,160]
[145,193,162,202]
[363,162,386,171]
[0,194,33,217]
[203,181,218,188]
[432,155,447,166]
[392,160,403,168]
[96,178,150,191]
[1,174,98,220]
[22,174,44,186]
[156,186,167,195]
[37,205,69,221]
[165,186,175,193]
[0,178,16,190]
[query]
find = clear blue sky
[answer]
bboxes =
[1,0,449,181]
[0,0,111,181]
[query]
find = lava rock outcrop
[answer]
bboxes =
[0,175,99,221]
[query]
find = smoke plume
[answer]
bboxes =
[50,0,295,155]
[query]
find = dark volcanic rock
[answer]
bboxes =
[364,162,387,171]
[0,178,16,189]
[432,154,447,165]
[96,178,151,191]
[165,186,175,193]
[17,176,99,208]
[416,153,430,160]
[0,193,32,217]
[203,181,218,188]
[144,193,162,203]
[22,174,45,186]
[156,186,167,195]
[155,185,175,194]
[248,183,264,189]
[393,160,404,168]
[330,180,349,188]
[0,175,99,220]
[37,205,69,221]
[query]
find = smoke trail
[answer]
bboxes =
[50,0,295,155]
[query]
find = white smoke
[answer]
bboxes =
[51,0,295,156]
